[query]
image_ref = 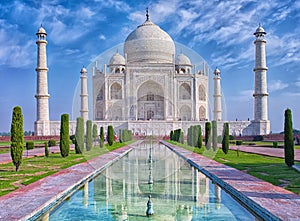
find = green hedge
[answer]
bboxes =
[48,140,56,147]
[119,129,132,143]
[170,128,183,144]
[26,141,34,150]
[236,140,243,146]
[187,125,202,148]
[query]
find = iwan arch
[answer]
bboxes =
[34,11,270,136]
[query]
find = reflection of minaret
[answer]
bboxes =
[253,24,270,135]
[214,184,221,209]
[213,68,222,121]
[148,141,153,186]
[35,25,50,136]
[80,67,89,122]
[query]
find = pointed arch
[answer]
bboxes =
[179,83,191,100]
[179,105,191,121]
[137,80,164,120]
[96,87,104,101]
[199,106,206,120]
[199,84,206,101]
[110,82,122,100]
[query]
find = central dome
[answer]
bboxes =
[124,18,175,64]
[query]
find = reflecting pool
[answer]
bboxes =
[47,142,257,220]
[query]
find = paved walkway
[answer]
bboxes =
[162,141,300,221]
[0,142,138,220]
[229,145,300,161]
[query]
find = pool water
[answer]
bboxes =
[48,142,257,220]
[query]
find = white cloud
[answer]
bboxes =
[269,80,288,92]
[99,34,106,40]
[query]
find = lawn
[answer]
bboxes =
[0,141,135,197]
[168,141,300,195]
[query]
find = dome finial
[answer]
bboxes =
[146,7,150,21]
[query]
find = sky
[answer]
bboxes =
[0,0,299,133]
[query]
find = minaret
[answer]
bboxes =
[80,67,89,122]
[35,25,50,136]
[253,24,270,135]
[213,68,222,121]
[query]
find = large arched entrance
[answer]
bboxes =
[137,80,164,120]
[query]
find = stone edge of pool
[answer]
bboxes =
[161,140,300,221]
[0,141,142,221]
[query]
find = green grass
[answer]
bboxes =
[167,140,300,195]
[0,140,134,197]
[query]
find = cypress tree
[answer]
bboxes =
[170,130,174,141]
[86,120,92,151]
[44,141,49,157]
[179,130,184,144]
[212,120,218,151]
[284,108,294,167]
[92,124,98,143]
[222,122,229,154]
[10,106,24,172]
[107,125,114,146]
[205,122,212,150]
[99,126,104,148]
[197,125,202,149]
[75,117,84,154]
[59,114,70,158]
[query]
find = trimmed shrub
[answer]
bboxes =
[10,106,24,171]
[59,114,70,158]
[212,120,218,151]
[119,129,132,143]
[99,126,104,148]
[222,122,229,154]
[253,135,263,141]
[48,139,56,147]
[93,124,98,143]
[236,140,243,146]
[229,135,235,140]
[170,130,174,141]
[26,141,34,150]
[205,122,212,150]
[197,125,202,149]
[273,142,278,148]
[75,117,84,153]
[86,120,92,151]
[107,125,114,146]
[44,141,49,157]
[284,108,294,167]
[179,130,184,144]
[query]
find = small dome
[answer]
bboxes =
[254,24,266,35]
[80,67,87,74]
[214,68,220,75]
[36,26,47,35]
[176,53,191,66]
[109,52,125,65]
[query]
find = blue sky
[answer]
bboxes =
[0,0,299,133]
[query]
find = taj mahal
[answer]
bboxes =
[34,11,270,136]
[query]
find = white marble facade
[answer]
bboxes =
[35,13,270,136]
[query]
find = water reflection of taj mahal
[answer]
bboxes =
[34,10,270,136]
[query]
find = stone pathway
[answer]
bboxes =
[161,141,300,221]
[229,145,300,161]
[0,142,137,221]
